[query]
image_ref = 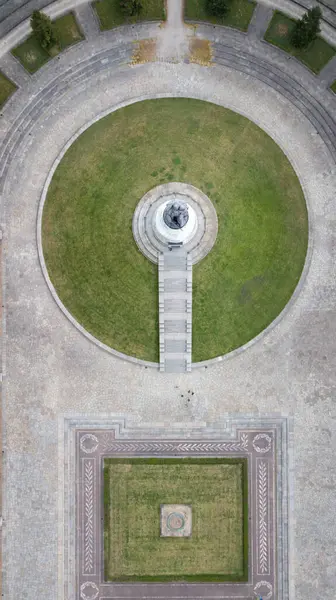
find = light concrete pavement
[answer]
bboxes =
[157,0,190,62]
[0,9,335,600]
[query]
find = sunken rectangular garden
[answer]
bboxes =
[103,457,248,582]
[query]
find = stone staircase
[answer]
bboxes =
[158,249,192,372]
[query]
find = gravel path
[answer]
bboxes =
[247,3,274,40]
[157,0,190,62]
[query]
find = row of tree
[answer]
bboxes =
[30,0,143,51]
[30,10,57,49]
[30,0,145,51]
[31,3,322,52]
[291,6,322,49]
[206,0,322,50]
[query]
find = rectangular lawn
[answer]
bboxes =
[104,457,248,582]
[0,71,17,108]
[12,34,50,73]
[53,12,84,50]
[11,12,83,73]
[93,0,165,30]
[185,0,256,31]
[264,11,336,74]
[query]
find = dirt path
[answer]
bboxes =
[157,0,190,62]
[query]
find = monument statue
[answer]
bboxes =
[163,200,189,230]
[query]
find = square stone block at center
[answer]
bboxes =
[160,504,192,537]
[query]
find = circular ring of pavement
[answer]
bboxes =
[1,27,335,369]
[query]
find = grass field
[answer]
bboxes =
[12,34,50,73]
[185,0,255,31]
[42,98,308,362]
[12,12,83,73]
[93,0,165,30]
[0,71,17,108]
[104,457,248,581]
[53,12,84,50]
[264,11,336,74]
[331,80,336,93]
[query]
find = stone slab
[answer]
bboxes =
[160,504,192,537]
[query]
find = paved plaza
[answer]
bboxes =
[0,0,335,599]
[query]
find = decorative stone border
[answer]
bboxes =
[132,182,218,265]
[61,415,292,600]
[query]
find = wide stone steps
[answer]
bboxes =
[158,250,192,373]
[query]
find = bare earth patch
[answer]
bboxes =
[189,38,212,65]
[131,39,157,64]
[277,23,288,36]
[71,24,81,39]
[25,50,37,64]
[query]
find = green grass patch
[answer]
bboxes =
[53,12,84,50]
[330,80,336,93]
[12,34,50,73]
[264,11,336,74]
[104,457,248,581]
[11,12,83,73]
[92,0,165,30]
[0,71,17,108]
[185,0,255,31]
[42,98,308,362]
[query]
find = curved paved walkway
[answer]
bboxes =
[0,11,335,600]
[0,0,52,37]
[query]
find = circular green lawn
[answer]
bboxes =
[42,99,308,362]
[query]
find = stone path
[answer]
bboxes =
[0,50,30,87]
[147,0,192,374]
[74,3,99,40]
[248,3,274,40]
[157,0,189,62]
[319,53,336,86]
[159,249,192,372]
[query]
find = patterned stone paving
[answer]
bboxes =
[62,416,291,600]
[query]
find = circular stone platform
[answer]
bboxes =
[155,199,198,244]
[160,504,192,537]
[167,512,185,531]
[132,182,218,264]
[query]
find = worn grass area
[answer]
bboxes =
[93,0,165,30]
[264,11,336,73]
[104,457,248,581]
[12,12,83,73]
[12,34,50,73]
[189,38,213,64]
[0,71,17,108]
[53,12,84,49]
[185,0,255,31]
[42,99,308,362]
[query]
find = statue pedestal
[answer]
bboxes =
[154,197,198,245]
[132,182,218,265]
